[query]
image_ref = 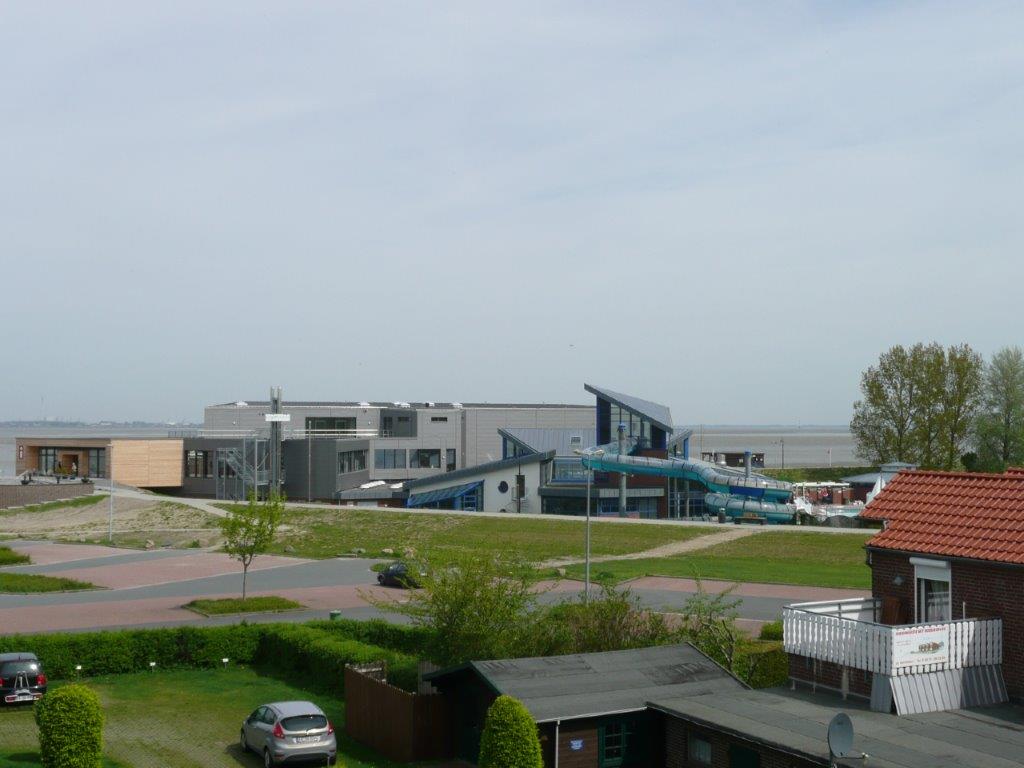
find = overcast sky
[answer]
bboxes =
[2,2,1022,424]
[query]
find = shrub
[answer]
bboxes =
[734,640,787,688]
[35,684,104,768]
[477,695,542,768]
[758,620,783,641]
[0,546,30,566]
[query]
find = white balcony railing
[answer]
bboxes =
[783,599,1002,676]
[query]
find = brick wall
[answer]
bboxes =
[871,548,1024,699]
[664,716,822,767]
[0,482,93,510]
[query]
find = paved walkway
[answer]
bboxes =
[0,541,867,635]
[540,526,757,568]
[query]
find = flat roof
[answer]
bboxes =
[207,401,590,409]
[427,644,744,724]
[650,687,1024,767]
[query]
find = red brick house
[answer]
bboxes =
[783,468,1024,713]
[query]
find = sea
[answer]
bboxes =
[0,423,859,480]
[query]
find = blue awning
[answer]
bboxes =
[407,481,482,508]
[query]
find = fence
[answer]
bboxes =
[344,665,451,762]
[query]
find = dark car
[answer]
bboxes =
[376,561,423,588]
[0,653,47,705]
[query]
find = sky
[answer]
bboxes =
[2,2,1023,425]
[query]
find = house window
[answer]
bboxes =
[598,718,645,767]
[410,449,441,469]
[185,450,212,478]
[728,744,760,768]
[569,435,583,448]
[430,416,448,423]
[38,448,58,473]
[687,733,712,765]
[338,450,367,474]
[306,417,356,433]
[374,449,407,470]
[87,448,106,478]
[446,449,457,472]
[912,557,951,623]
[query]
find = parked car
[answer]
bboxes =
[0,653,47,705]
[240,700,337,767]
[376,560,424,588]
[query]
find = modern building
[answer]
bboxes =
[13,437,184,490]
[181,398,593,501]
[404,450,556,513]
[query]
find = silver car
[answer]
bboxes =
[240,700,337,767]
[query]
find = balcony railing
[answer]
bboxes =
[783,598,1002,676]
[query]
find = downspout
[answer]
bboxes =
[554,720,560,768]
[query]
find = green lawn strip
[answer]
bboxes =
[0,669,410,768]
[185,596,304,616]
[0,493,104,516]
[214,505,716,562]
[565,531,872,589]
[0,547,30,567]
[0,573,98,594]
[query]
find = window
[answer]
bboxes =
[306,417,356,433]
[374,449,407,470]
[446,449,457,472]
[599,719,645,767]
[569,435,583,447]
[37,447,58,473]
[410,449,441,469]
[185,450,212,479]
[913,558,951,623]
[87,448,106,478]
[728,744,760,768]
[688,734,712,765]
[338,450,367,474]
[430,416,448,423]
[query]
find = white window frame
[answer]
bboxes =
[911,557,950,623]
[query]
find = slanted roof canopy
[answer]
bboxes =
[584,384,674,433]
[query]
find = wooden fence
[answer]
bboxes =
[344,665,452,762]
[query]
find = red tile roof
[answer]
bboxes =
[860,469,1024,564]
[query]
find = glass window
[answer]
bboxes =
[374,449,406,469]
[688,734,712,765]
[87,448,106,478]
[918,578,950,622]
[338,450,368,474]
[599,719,644,768]
[430,416,448,423]
[185,450,213,479]
[306,417,356,433]
[446,449,457,472]
[38,447,58,473]
[410,449,441,469]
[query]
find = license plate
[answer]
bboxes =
[295,736,320,744]
[5,694,33,703]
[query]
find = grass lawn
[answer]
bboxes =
[185,596,304,616]
[565,531,873,589]
[228,506,716,562]
[0,668,410,768]
[0,573,97,594]
[0,547,30,567]
[0,493,104,516]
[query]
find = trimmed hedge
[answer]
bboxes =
[0,622,419,692]
[478,695,543,768]
[309,617,432,656]
[35,684,104,768]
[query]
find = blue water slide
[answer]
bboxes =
[580,445,795,522]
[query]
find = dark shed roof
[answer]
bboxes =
[584,384,674,433]
[651,687,1024,768]
[426,644,744,724]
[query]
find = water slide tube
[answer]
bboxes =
[580,450,796,523]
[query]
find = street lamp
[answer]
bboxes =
[573,447,605,604]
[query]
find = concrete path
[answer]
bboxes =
[540,526,757,569]
[0,541,868,636]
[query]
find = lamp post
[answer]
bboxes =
[573,447,605,604]
[108,441,114,543]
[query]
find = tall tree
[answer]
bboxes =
[851,345,921,464]
[974,346,1024,471]
[909,343,947,468]
[940,343,984,470]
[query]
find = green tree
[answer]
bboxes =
[477,695,543,768]
[851,342,984,469]
[219,492,283,599]
[369,553,540,666]
[974,346,1024,471]
[35,684,104,768]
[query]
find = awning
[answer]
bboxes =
[407,481,482,508]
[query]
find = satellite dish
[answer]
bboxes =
[827,713,854,758]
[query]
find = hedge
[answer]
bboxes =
[35,684,104,768]
[0,622,419,692]
[308,617,432,655]
[735,640,787,688]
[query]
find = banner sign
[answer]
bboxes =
[893,624,948,668]
[264,414,291,422]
